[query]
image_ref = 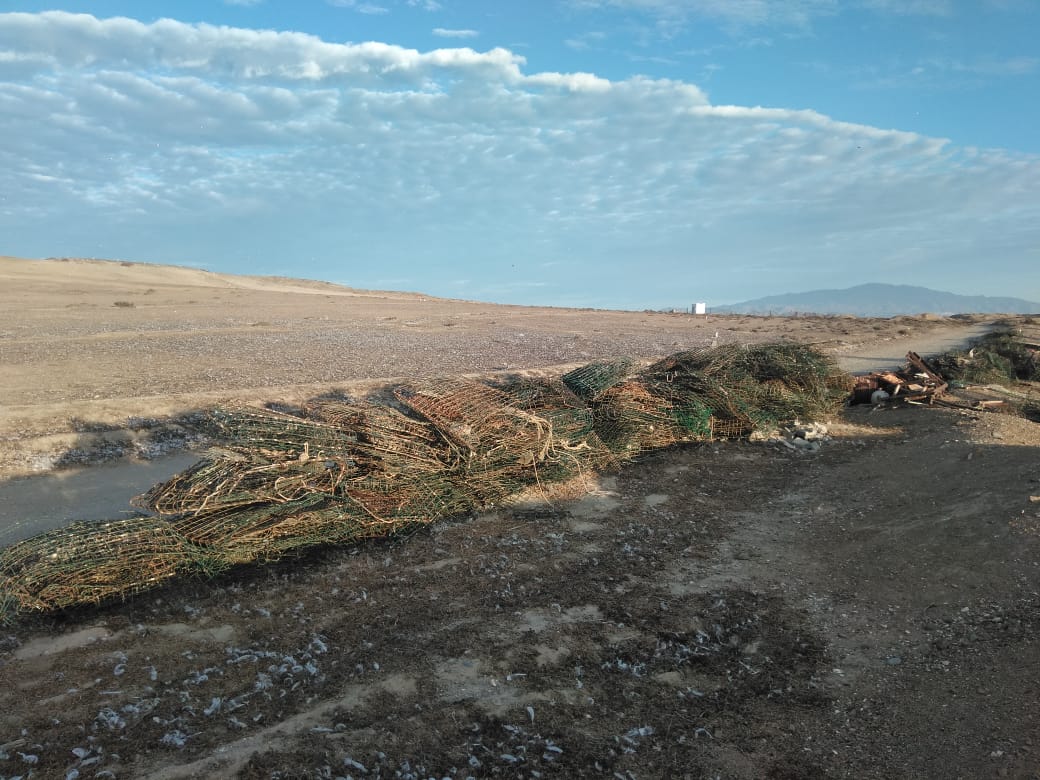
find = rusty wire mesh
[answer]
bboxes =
[396,377,615,501]
[1,344,853,622]
[591,380,685,457]
[0,517,216,614]
[304,400,456,473]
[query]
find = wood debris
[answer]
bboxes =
[850,351,948,405]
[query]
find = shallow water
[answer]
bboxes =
[0,453,200,547]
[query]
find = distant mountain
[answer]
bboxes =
[715,283,1040,317]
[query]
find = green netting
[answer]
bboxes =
[304,400,456,472]
[562,358,635,400]
[493,376,618,478]
[176,475,471,565]
[0,517,217,614]
[673,398,713,438]
[640,343,851,434]
[1,344,854,621]
[591,380,684,457]
[213,407,361,460]
[138,453,362,519]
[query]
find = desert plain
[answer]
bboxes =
[0,256,1038,779]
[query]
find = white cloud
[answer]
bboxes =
[0,11,1037,306]
[564,31,607,51]
[572,0,966,27]
[327,0,390,13]
[840,55,1040,91]
[860,0,951,15]
[432,28,480,39]
[951,56,1038,76]
[570,0,838,27]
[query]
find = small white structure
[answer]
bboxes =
[692,302,707,315]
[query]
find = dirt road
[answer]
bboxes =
[834,322,993,373]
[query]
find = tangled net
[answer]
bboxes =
[0,518,219,620]
[0,344,851,622]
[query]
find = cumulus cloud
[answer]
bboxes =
[0,11,1037,306]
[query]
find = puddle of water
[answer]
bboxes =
[0,453,200,547]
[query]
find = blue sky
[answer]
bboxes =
[1,1,1037,308]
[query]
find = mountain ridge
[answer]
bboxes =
[715,283,1040,317]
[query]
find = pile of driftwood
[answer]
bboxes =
[0,344,852,622]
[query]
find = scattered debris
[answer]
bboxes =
[850,351,948,405]
[752,421,830,452]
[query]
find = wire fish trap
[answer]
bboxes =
[137,453,360,519]
[642,344,851,433]
[933,330,1038,384]
[638,350,755,440]
[304,400,455,473]
[737,343,853,410]
[394,379,552,466]
[213,406,361,462]
[492,376,618,475]
[740,344,852,420]
[591,380,683,458]
[393,380,552,504]
[166,491,333,550]
[344,471,476,527]
[562,358,635,400]
[171,493,366,564]
[643,346,744,380]
[0,517,213,617]
[202,471,474,565]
